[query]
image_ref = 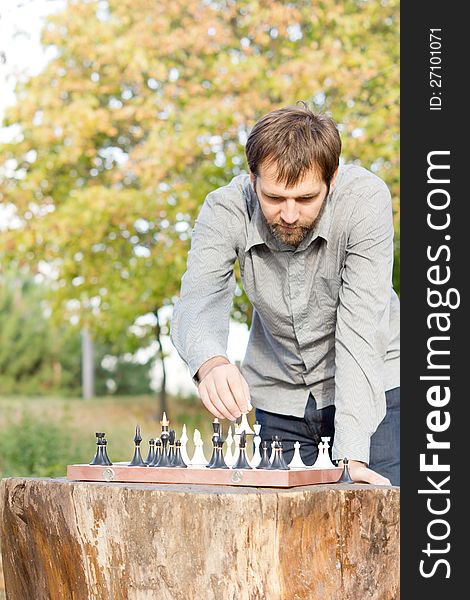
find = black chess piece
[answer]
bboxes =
[158,429,172,467]
[90,432,112,466]
[256,440,271,469]
[145,439,156,465]
[167,429,177,466]
[207,419,221,468]
[233,431,252,470]
[338,458,354,483]
[129,424,147,466]
[149,439,163,467]
[269,436,290,470]
[207,436,229,469]
[171,440,188,468]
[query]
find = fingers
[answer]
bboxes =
[226,369,251,413]
[198,385,226,421]
[211,376,242,421]
[347,462,392,486]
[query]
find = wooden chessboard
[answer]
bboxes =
[67,462,343,488]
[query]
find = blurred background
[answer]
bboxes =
[0,0,399,481]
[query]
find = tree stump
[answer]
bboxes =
[0,478,399,600]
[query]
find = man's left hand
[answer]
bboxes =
[342,459,391,485]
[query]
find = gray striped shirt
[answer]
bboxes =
[170,164,400,463]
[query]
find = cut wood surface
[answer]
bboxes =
[0,477,400,600]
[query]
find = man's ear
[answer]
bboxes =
[329,168,339,190]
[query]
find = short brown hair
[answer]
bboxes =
[245,102,341,188]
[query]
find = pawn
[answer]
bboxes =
[208,436,229,469]
[149,439,163,467]
[145,439,156,466]
[179,424,191,466]
[90,432,112,466]
[338,458,354,484]
[256,440,271,469]
[288,441,306,469]
[172,440,188,468]
[167,429,176,465]
[128,425,147,466]
[233,432,252,470]
[269,438,289,470]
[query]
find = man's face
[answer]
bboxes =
[251,162,337,247]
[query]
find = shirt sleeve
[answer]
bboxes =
[170,189,240,382]
[332,182,395,464]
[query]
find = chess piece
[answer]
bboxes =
[149,439,163,467]
[171,440,188,468]
[236,412,254,435]
[179,424,191,466]
[311,437,335,469]
[191,429,208,466]
[256,440,271,469]
[338,458,354,483]
[288,441,306,468]
[207,418,221,468]
[128,425,147,466]
[251,421,262,467]
[158,420,172,467]
[145,438,156,466]
[232,432,241,465]
[233,432,252,469]
[167,429,176,466]
[269,440,275,463]
[224,426,234,467]
[268,437,289,470]
[90,432,112,466]
[208,436,229,469]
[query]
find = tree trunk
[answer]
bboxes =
[154,308,167,419]
[0,477,400,600]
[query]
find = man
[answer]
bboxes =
[171,104,400,486]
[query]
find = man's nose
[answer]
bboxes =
[280,199,299,224]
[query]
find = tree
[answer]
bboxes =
[0,0,400,348]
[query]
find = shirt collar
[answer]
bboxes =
[244,180,333,253]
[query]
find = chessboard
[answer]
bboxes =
[67,412,351,488]
[66,462,343,488]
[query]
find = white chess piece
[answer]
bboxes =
[269,440,275,463]
[311,437,335,469]
[190,428,208,466]
[288,441,306,468]
[224,426,234,467]
[251,422,262,467]
[179,424,191,466]
[236,412,255,435]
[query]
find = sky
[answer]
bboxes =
[0,0,250,396]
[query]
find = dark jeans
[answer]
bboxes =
[255,387,400,486]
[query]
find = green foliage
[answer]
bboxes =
[0,271,152,396]
[0,272,82,395]
[0,413,86,477]
[0,0,400,353]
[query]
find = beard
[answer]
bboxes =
[267,198,327,247]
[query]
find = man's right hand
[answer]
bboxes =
[196,356,252,421]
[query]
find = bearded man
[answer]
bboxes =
[171,103,400,486]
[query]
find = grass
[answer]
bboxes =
[0,392,218,477]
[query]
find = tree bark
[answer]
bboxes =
[0,478,399,600]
